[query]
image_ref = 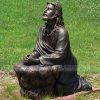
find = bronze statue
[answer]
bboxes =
[14,2,92,99]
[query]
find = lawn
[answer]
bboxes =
[0,0,100,73]
[0,0,100,100]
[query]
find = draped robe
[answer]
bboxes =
[36,25,76,65]
[34,25,78,95]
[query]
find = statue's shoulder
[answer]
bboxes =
[55,26,69,37]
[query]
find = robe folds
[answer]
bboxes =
[35,25,78,95]
[36,25,77,66]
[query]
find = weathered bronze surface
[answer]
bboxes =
[14,2,92,99]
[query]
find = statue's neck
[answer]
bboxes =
[43,19,57,36]
[45,19,56,30]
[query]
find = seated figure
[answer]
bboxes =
[14,2,92,99]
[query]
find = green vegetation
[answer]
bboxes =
[0,0,100,74]
[0,0,100,99]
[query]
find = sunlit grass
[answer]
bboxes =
[0,0,100,74]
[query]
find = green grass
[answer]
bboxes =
[0,0,100,74]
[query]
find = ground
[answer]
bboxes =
[0,71,100,100]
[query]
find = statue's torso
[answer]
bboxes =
[42,27,58,49]
[36,26,70,55]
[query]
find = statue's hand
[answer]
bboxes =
[23,54,30,60]
[23,54,31,65]
[23,54,41,65]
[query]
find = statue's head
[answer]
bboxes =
[43,2,63,21]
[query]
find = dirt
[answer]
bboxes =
[0,71,100,100]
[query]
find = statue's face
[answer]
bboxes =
[43,4,56,20]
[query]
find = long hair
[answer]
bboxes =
[47,2,64,26]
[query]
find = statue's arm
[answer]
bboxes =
[39,27,69,65]
[23,27,44,65]
[23,49,41,65]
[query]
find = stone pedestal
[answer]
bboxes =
[14,62,63,98]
